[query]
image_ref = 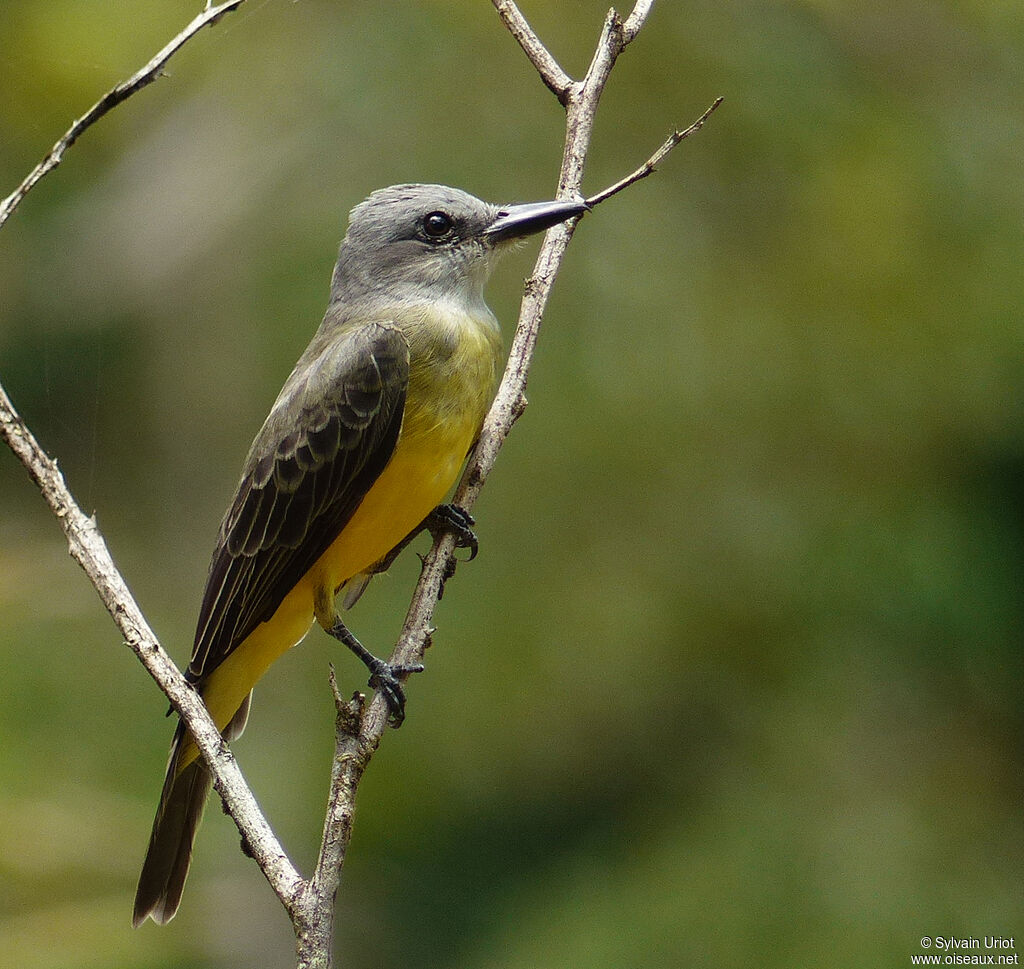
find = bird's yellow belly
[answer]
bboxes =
[312,426,471,594]
[186,416,477,757]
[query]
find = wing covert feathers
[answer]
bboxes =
[188,321,409,682]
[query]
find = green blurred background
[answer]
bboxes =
[1,1,1021,966]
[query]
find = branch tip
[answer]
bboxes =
[622,0,656,42]
[492,0,574,104]
[2,1,702,958]
[585,97,724,208]
[0,0,247,229]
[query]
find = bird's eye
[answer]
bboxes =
[422,211,454,239]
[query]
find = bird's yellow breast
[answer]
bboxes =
[311,299,502,592]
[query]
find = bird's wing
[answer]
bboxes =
[187,320,409,682]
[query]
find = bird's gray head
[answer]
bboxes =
[330,183,587,307]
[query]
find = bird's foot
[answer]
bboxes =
[364,656,425,727]
[426,504,478,560]
[326,617,423,727]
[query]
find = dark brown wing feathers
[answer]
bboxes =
[186,321,408,683]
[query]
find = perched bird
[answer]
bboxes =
[133,183,587,926]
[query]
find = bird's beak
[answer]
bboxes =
[483,198,589,243]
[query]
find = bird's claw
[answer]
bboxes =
[366,657,425,727]
[428,504,478,560]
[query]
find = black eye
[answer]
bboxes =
[422,211,454,239]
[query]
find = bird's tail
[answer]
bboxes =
[132,693,251,927]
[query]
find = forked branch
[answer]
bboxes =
[0,0,301,928]
[0,2,719,967]
[0,0,246,230]
[491,0,574,102]
[305,1,720,957]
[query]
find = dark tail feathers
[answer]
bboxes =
[132,693,251,926]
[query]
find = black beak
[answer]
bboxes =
[483,198,589,242]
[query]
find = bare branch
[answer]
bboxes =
[491,0,575,104]
[1,0,714,961]
[0,384,303,908]
[560,2,650,197]
[622,0,657,42]
[0,0,246,230]
[0,0,302,923]
[585,98,724,207]
[290,8,647,959]
[302,8,717,958]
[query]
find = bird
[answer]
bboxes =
[132,183,588,926]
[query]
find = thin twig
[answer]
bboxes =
[0,0,718,963]
[0,383,303,908]
[491,0,574,104]
[0,0,246,229]
[622,0,656,41]
[322,16,723,920]
[0,0,301,918]
[585,98,724,208]
[294,1,683,962]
